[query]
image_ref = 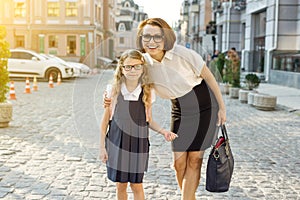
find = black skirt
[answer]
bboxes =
[171,80,218,152]
[106,92,150,183]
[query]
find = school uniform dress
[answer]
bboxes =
[147,44,219,152]
[106,83,150,183]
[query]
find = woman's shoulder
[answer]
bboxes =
[172,44,202,57]
[171,44,204,65]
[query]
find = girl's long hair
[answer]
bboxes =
[111,49,153,111]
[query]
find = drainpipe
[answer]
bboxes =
[266,0,279,82]
[226,0,233,51]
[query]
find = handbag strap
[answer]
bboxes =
[221,124,229,140]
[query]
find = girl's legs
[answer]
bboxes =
[130,183,145,200]
[116,182,128,200]
[174,151,205,200]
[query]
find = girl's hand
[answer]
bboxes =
[99,148,108,163]
[217,108,226,126]
[161,130,178,142]
[103,92,112,108]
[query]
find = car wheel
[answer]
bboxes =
[46,68,61,82]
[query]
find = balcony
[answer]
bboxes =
[191,4,199,12]
[212,0,223,13]
[234,0,246,11]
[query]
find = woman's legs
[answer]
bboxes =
[174,151,205,200]
[130,183,145,200]
[173,152,187,189]
[116,182,128,200]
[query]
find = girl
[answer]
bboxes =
[99,49,177,200]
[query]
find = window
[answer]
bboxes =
[124,2,130,7]
[118,23,126,31]
[66,2,78,17]
[67,36,76,55]
[14,2,26,17]
[253,11,266,72]
[119,37,124,44]
[15,36,25,48]
[254,12,266,37]
[272,54,300,73]
[48,2,59,17]
[11,52,35,60]
[95,5,101,21]
[49,35,58,48]
[218,25,223,51]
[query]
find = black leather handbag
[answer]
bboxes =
[206,124,234,192]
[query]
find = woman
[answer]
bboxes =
[136,18,226,200]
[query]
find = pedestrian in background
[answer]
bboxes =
[135,18,226,200]
[99,49,177,200]
[211,49,220,60]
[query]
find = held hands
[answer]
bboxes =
[99,147,108,163]
[160,129,178,142]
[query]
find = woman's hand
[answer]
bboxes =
[103,92,112,108]
[99,147,108,163]
[217,108,226,126]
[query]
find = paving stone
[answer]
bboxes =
[0,73,299,199]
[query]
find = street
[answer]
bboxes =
[0,70,299,200]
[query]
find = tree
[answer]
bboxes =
[0,26,11,103]
[223,50,240,88]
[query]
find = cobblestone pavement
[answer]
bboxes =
[0,70,299,200]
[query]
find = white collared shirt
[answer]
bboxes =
[120,82,156,102]
[121,82,142,101]
[147,44,205,99]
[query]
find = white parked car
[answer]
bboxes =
[39,54,80,78]
[41,54,91,78]
[8,49,73,81]
[67,61,91,76]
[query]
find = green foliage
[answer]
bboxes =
[223,59,233,84]
[245,73,260,90]
[0,26,11,103]
[215,53,225,80]
[223,51,241,88]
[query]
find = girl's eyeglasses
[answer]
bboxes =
[122,64,143,71]
[141,34,164,43]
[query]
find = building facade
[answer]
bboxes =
[240,0,300,88]
[114,0,148,57]
[178,0,214,60]
[178,0,300,89]
[0,0,117,67]
[96,0,117,61]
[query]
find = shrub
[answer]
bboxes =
[0,26,11,103]
[245,73,260,90]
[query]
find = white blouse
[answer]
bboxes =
[147,44,205,99]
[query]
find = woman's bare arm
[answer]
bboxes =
[200,64,226,125]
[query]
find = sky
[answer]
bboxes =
[133,0,183,26]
